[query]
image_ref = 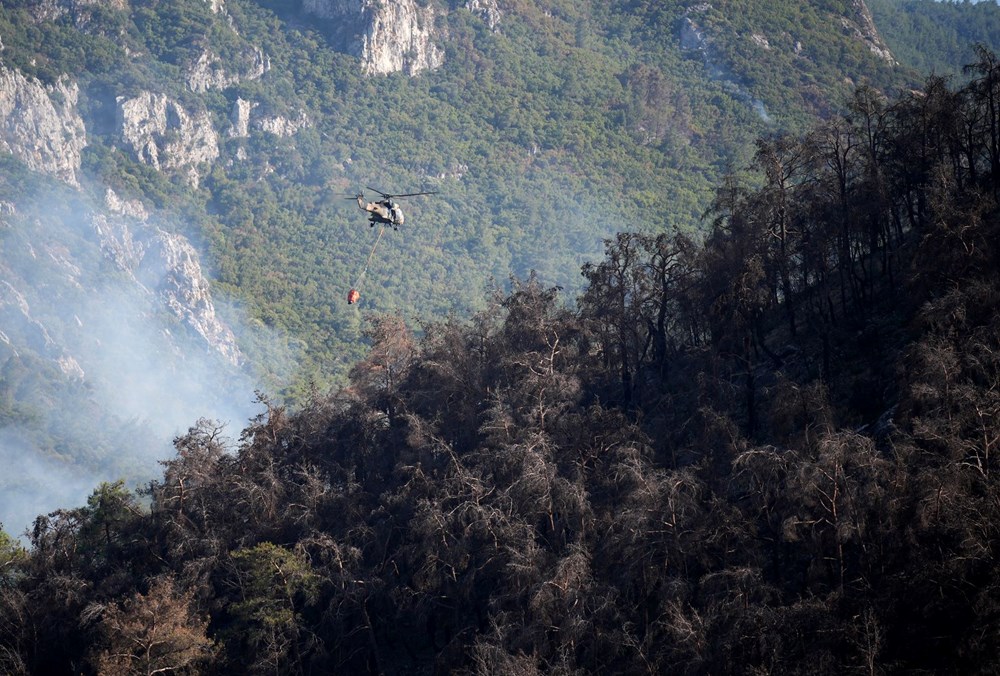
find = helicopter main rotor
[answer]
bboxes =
[366,186,438,200]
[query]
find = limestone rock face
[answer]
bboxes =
[257,109,312,137]
[93,189,243,366]
[0,183,244,383]
[104,187,149,222]
[94,190,149,276]
[679,16,707,51]
[186,47,269,92]
[679,4,711,52]
[0,201,15,227]
[116,91,219,188]
[228,98,312,139]
[302,0,444,75]
[229,98,257,138]
[145,231,243,367]
[466,0,501,32]
[843,0,896,65]
[0,280,85,379]
[0,65,87,186]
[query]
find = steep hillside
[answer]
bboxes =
[869,0,1000,77]
[0,0,996,531]
[0,0,909,388]
[0,164,263,535]
[4,62,1000,672]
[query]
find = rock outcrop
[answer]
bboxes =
[229,98,256,138]
[116,91,219,188]
[0,201,15,228]
[843,0,896,65]
[0,280,85,379]
[302,0,444,75]
[93,189,243,366]
[228,98,312,139]
[466,0,502,32]
[679,4,711,52]
[94,190,148,277]
[681,1,893,67]
[0,65,87,186]
[187,47,269,92]
[680,16,707,52]
[145,231,242,367]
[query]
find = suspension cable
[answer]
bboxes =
[353,225,386,290]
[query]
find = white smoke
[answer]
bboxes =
[0,183,265,540]
[0,428,105,541]
[752,99,773,124]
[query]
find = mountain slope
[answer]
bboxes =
[1,0,909,379]
[869,0,1000,78]
[0,0,998,531]
[5,60,1000,671]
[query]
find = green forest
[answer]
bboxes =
[0,0,930,401]
[0,0,996,390]
[0,0,997,408]
[870,0,1000,77]
[5,0,1000,672]
[4,45,1000,671]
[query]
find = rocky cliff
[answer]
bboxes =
[0,184,255,534]
[0,280,85,380]
[0,50,250,371]
[677,0,894,119]
[681,1,894,64]
[0,185,243,388]
[302,0,444,75]
[228,98,312,139]
[466,0,502,33]
[0,65,86,186]
[22,0,127,26]
[145,231,243,367]
[845,0,896,64]
[116,91,219,188]
[186,46,269,93]
[94,189,243,367]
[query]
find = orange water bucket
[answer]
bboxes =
[347,288,360,304]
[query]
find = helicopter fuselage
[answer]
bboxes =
[357,196,404,227]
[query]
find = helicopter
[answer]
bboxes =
[347,187,437,230]
[343,186,437,305]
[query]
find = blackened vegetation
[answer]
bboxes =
[5,54,1000,674]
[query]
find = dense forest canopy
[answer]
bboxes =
[0,0,926,400]
[4,1,1000,671]
[3,46,1000,671]
[0,0,994,426]
[12,0,988,534]
[870,0,1000,76]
